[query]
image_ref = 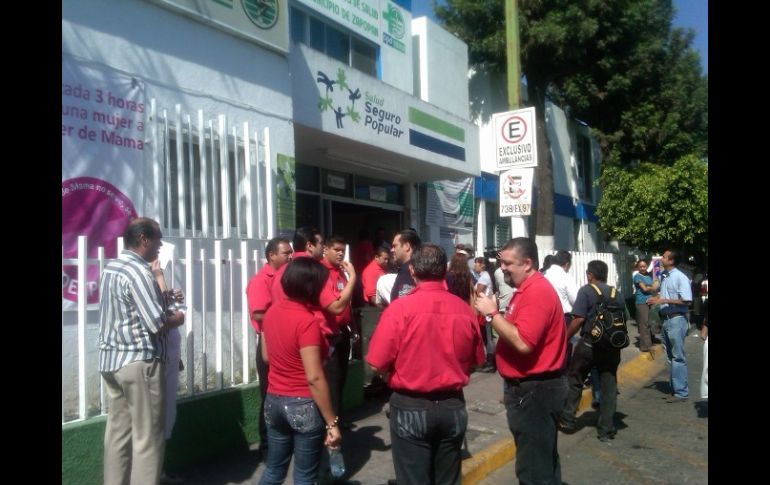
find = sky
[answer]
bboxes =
[410,0,708,74]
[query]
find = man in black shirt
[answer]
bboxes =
[559,260,624,442]
[390,229,421,303]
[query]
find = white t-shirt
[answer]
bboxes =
[543,264,579,314]
[375,273,398,306]
[475,270,493,296]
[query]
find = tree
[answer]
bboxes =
[434,0,707,246]
[595,155,708,259]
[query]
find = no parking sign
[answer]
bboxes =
[493,107,538,169]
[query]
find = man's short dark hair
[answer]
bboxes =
[586,260,609,282]
[410,244,447,281]
[281,258,329,305]
[324,235,346,247]
[501,237,539,270]
[665,249,682,266]
[375,245,390,257]
[265,237,290,258]
[552,250,572,267]
[293,226,321,251]
[396,229,421,250]
[123,218,159,248]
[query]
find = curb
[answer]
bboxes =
[460,344,667,484]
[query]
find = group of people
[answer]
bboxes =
[97,216,697,485]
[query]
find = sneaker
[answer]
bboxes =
[598,435,613,443]
[160,472,184,484]
[664,395,688,403]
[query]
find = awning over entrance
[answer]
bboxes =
[291,45,480,184]
[294,124,478,184]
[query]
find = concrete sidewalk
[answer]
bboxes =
[179,320,668,484]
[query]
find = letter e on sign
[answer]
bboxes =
[502,116,527,144]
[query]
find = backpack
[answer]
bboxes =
[587,284,629,349]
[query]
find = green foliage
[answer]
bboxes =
[596,155,708,256]
[434,0,708,168]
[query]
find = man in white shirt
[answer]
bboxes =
[544,250,580,364]
[544,251,579,318]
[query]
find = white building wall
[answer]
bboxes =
[63,0,296,219]
[411,17,470,120]
[380,1,414,95]
[554,215,574,251]
[545,101,579,199]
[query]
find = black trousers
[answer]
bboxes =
[561,337,620,439]
[323,326,351,415]
[256,335,269,450]
[389,391,468,485]
[504,376,567,485]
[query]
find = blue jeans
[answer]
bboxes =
[662,315,689,398]
[259,394,326,485]
[505,376,567,485]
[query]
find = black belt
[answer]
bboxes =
[662,312,686,320]
[394,389,464,401]
[504,370,563,386]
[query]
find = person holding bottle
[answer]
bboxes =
[259,258,342,485]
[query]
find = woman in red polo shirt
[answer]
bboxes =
[259,258,341,484]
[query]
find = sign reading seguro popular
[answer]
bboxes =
[493,107,538,169]
[499,168,534,217]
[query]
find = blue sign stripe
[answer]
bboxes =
[553,192,599,222]
[409,129,466,161]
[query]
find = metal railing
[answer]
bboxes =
[62,236,270,424]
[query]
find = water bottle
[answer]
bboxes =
[329,447,345,478]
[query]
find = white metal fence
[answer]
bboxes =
[148,100,275,240]
[62,236,271,424]
[538,250,625,295]
[62,100,280,424]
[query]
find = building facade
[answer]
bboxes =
[472,72,604,255]
[62,0,480,272]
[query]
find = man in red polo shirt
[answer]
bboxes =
[271,226,325,303]
[245,237,292,456]
[361,246,390,306]
[319,235,358,417]
[474,237,567,485]
[367,244,484,485]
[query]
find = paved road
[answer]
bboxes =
[480,331,708,484]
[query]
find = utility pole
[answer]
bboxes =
[504,0,531,239]
[506,0,521,110]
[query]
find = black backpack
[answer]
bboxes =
[587,284,629,349]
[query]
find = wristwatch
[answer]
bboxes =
[485,310,500,323]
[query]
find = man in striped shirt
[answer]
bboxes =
[98,218,185,485]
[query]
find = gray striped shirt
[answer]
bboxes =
[98,250,168,373]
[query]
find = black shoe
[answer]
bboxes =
[479,362,496,373]
[558,419,577,434]
[597,435,612,443]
